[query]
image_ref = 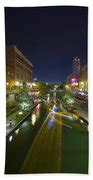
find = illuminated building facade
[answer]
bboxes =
[66,57,81,89]
[79,64,88,91]
[66,73,78,90]
[66,64,87,91]
[6,45,33,89]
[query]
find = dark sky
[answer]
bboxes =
[5,6,88,83]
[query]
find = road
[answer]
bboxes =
[5,101,88,174]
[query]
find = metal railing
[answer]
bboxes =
[6,102,42,139]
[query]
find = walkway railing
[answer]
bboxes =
[6,102,42,139]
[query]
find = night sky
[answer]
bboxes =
[5,6,88,83]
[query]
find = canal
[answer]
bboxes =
[5,102,48,174]
[5,101,88,174]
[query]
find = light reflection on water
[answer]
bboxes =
[22,121,28,127]
[48,117,55,129]
[30,104,41,126]
[9,135,13,142]
[8,104,42,143]
[36,104,41,111]
[15,128,20,135]
[31,113,36,126]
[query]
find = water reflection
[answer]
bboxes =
[36,104,41,111]
[31,113,36,126]
[52,104,58,111]
[22,121,28,127]
[48,117,55,129]
[9,135,13,142]
[80,119,84,124]
[30,104,41,126]
[15,128,20,135]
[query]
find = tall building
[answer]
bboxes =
[6,45,33,88]
[79,64,88,91]
[73,57,81,74]
[66,64,87,91]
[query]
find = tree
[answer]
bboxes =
[37,82,50,98]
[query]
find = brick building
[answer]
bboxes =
[6,45,33,88]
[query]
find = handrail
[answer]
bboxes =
[6,102,42,139]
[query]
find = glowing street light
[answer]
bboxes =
[27,83,30,86]
[80,89,83,91]
[15,81,20,86]
[30,83,33,88]
[18,111,23,115]
[6,82,9,86]
[65,85,69,89]
[80,81,84,88]
[32,82,36,87]
[34,78,37,81]
[80,82,84,85]
[86,81,88,86]
[76,82,78,86]
[20,102,29,110]
[20,83,23,87]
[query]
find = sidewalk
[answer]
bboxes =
[73,108,88,122]
[73,99,88,122]
[6,120,16,135]
[6,109,21,135]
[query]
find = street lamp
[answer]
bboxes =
[32,82,36,87]
[65,85,69,89]
[80,82,84,85]
[20,83,23,87]
[34,78,37,81]
[6,82,9,86]
[18,111,23,115]
[76,82,78,86]
[15,81,20,86]
[80,81,84,89]
[27,82,30,86]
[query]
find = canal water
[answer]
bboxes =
[5,101,88,174]
[5,103,47,174]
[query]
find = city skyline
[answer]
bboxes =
[5,6,88,83]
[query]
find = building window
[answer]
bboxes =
[8,72,10,76]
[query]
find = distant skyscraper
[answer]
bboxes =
[73,57,81,74]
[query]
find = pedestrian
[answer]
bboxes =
[10,120,12,127]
